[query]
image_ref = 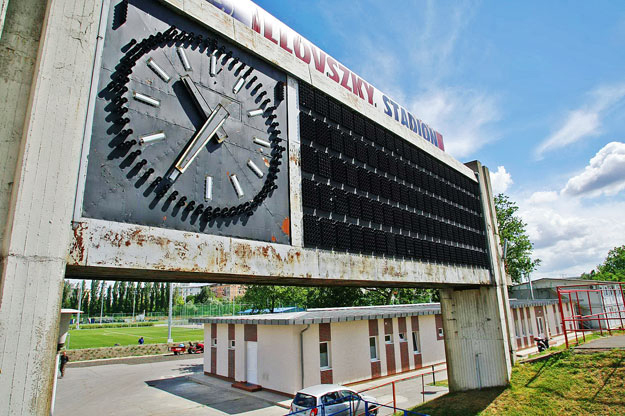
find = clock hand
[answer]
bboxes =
[180,75,228,143]
[169,103,230,181]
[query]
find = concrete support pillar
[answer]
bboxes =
[0,0,99,414]
[440,161,516,391]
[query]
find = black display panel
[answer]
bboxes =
[299,81,488,268]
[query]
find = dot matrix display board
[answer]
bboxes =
[299,81,489,268]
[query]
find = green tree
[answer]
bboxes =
[494,193,541,284]
[583,245,625,282]
[195,286,217,304]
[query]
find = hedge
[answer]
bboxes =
[69,322,155,330]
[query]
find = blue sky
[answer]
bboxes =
[256,0,625,278]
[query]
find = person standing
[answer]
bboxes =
[59,351,69,378]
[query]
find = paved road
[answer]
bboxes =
[55,356,285,416]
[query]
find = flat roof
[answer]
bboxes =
[190,299,560,325]
[191,303,442,325]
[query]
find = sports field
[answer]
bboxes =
[66,326,204,349]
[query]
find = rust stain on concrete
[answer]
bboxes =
[71,223,86,262]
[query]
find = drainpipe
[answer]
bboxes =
[300,324,310,389]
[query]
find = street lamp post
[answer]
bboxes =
[167,282,173,343]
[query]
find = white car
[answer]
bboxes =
[289,384,379,415]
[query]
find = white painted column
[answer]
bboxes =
[0,0,100,414]
[440,161,515,391]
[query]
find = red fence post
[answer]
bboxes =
[392,381,396,412]
[575,291,585,342]
[557,288,569,349]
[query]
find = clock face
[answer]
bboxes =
[81,2,291,244]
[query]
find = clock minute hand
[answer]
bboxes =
[180,75,227,143]
[169,104,230,181]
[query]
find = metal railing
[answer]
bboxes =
[557,282,625,348]
[354,362,447,412]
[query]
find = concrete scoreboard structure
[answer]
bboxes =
[0,0,514,414]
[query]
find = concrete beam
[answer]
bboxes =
[0,0,100,414]
[439,161,515,391]
[66,218,491,288]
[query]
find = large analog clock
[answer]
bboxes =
[82,2,291,244]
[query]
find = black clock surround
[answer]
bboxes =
[81,1,291,244]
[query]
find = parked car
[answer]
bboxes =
[289,384,378,415]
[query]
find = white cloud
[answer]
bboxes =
[535,84,625,159]
[409,87,500,159]
[520,193,625,278]
[320,0,499,159]
[489,166,513,195]
[562,141,625,197]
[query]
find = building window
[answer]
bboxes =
[412,331,420,354]
[384,334,393,344]
[437,327,444,338]
[398,333,407,342]
[229,340,235,349]
[211,338,217,347]
[536,317,544,335]
[515,317,522,338]
[369,337,379,361]
[320,342,331,369]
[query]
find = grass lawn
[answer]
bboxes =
[412,349,625,416]
[67,326,204,349]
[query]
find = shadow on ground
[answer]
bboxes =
[411,387,506,416]
[146,376,274,414]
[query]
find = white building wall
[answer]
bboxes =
[204,326,212,373]
[257,325,301,394]
[420,315,446,366]
[235,325,245,381]
[330,320,371,384]
[216,324,228,377]
[302,324,321,389]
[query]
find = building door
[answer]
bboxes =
[246,341,258,384]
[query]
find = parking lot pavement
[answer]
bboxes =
[55,356,285,416]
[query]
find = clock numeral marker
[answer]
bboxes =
[205,175,213,200]
[209,51,218,77]
[139,131,166,145]
[247,108,263,117]
[253,137,271,147]
[133,91,160,107]
[247,159,264,178]
[177,46,192,71]
[146,58,171,82]
[230,174,244,198]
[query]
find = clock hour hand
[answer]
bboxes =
[169,104,230,181]
[180,75,227,143]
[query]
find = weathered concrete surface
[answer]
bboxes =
[0,0,100,414]
[66,218,492,287]
[440,162,514,392]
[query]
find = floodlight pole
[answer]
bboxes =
[527,273,535,300]
[167,282,173,343]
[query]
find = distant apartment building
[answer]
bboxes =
[211,284,247,301]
